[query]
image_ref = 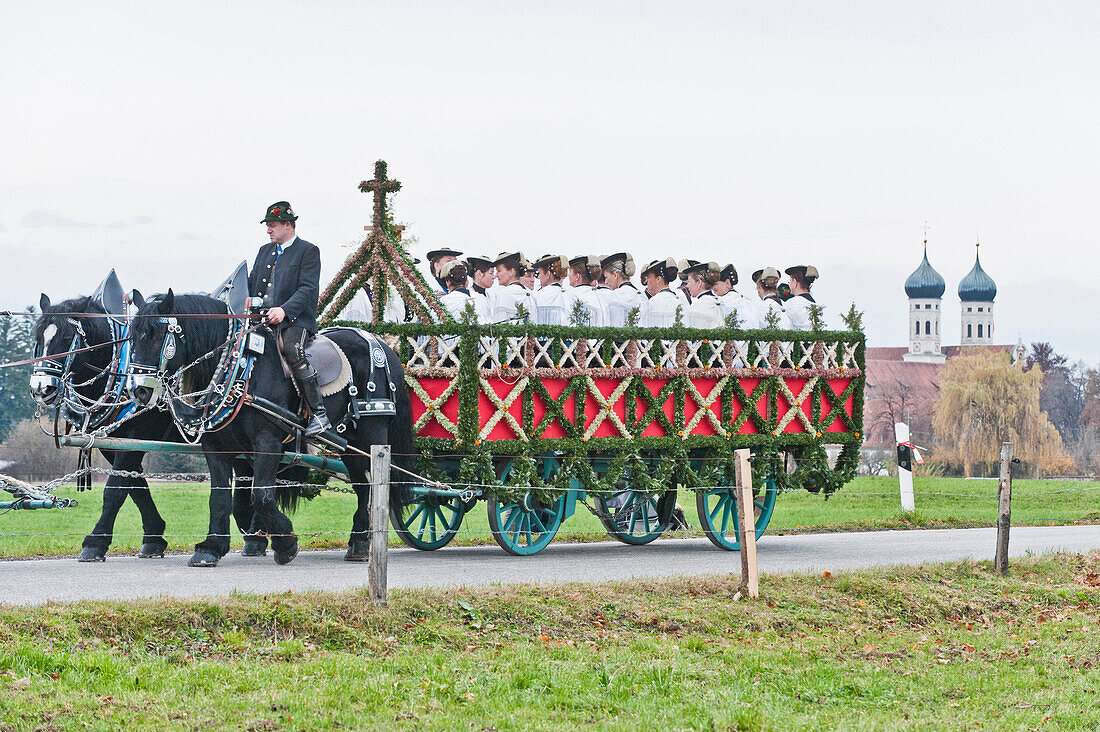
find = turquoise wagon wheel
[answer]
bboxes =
[695,478,778,551]
[390,489,467,551]
[597,489,676,545]
[486,456,566,556]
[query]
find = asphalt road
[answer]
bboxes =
[3,525,1099,606]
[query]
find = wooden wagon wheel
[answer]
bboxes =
[390,458,468,551]
[695,476,778,551]
[486,456,567,556]
[597,487,676,545]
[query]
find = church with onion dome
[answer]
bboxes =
[861,236,1026,448]
[900,239,1012,363]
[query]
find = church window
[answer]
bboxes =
[967,324,973,338]
[925,320,931,335]
[935,321,939,335]
[978,307,984,312]
[915,321,920,335]
[968,307,972,312]
[978,324,983,338]
[935,304,939,309]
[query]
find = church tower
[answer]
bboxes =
[902,238,946,363]
[958,242,997,345]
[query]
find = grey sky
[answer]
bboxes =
[2,1,1098,362]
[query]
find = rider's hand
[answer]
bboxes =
[266,306,286,325]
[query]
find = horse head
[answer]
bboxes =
[128,290,230,407]
[29,293,113,411]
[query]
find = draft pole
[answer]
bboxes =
[894,422,915,513]
[368,444,391,607]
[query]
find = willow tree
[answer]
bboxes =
[933,350,1067,477]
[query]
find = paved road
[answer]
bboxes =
[2,525,1099,606]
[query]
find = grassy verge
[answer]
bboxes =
[2,476,1097,559]
[2,553,1100,729]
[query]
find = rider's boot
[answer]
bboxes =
[297,366,332,437]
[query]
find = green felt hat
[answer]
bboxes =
[261,201,298,223]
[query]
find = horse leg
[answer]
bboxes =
[189,452,234,567]
[110,451,168,558]
[343,454,372,562]
[250,448,298,565]
[78,449,131,562]
[233,473,267,557]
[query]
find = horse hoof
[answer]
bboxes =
[187,552,220,567]
[274,544,299,566]
[344,541,370,562]
[78,547,106,562]
[241,539,268,557]
[138,543,167,558]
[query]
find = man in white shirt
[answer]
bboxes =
[713,264,761,329]
[488,251,534,323]
[641,258,684,327]
[782,265,820,331]
[466,255,495,296]
[682,261,724,329]
[601,253,648,327]
[567,255,609,327]
[753,267,794,329]
[438,260,490,322]
[426,247,463,293]
[531,253,576,325]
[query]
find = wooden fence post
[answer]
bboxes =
[369,444,391,607]
[735,448,759,598]
[994,442,1013,576]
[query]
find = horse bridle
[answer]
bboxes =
[127,316,185,406]
[29,317,90,407]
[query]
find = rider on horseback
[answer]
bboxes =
[250,201,331,436]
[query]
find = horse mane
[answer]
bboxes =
[35,297,111,347]
[133,293,231,388]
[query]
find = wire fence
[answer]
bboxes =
[2,461,1098,548]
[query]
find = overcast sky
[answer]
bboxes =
[2,1,1098,363]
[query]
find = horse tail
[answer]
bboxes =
[275,465,308,513]
[387,347,416,509]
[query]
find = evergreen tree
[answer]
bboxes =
[0,309,36,442]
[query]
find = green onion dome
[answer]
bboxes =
[904,245,946,299]
[958,248,997,302]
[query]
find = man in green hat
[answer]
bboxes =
[249,201,330,436]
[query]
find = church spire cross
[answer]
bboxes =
[358,160,402,237]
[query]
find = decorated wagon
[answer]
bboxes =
[21,161,864,561]
[320,162,866,555]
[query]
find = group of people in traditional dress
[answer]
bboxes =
[423,248,822,331]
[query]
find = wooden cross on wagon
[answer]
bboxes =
[359,160,404,240]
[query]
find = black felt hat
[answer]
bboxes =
[427,247,464,262]
[465,254,493,270]
[261,201,298,223]
[719,264,738,285]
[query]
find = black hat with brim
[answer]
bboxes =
[261,201,298,223]
[720,264,738,285]
[427,247,464,261]
[465,255,493,270]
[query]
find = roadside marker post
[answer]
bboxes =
[994,442,1014,575]
[369,444,391,607]
[894,422,916,513]
[735,448,759,599]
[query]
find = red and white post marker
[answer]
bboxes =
[894,422,917,513]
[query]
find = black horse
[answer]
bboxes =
[129,290,415,566]
[30,293,289,561]
[31,294,174,561]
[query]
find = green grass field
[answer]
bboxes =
[2,476,1098,558]
[2,553,1100,730]
[0,473,1095,559]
